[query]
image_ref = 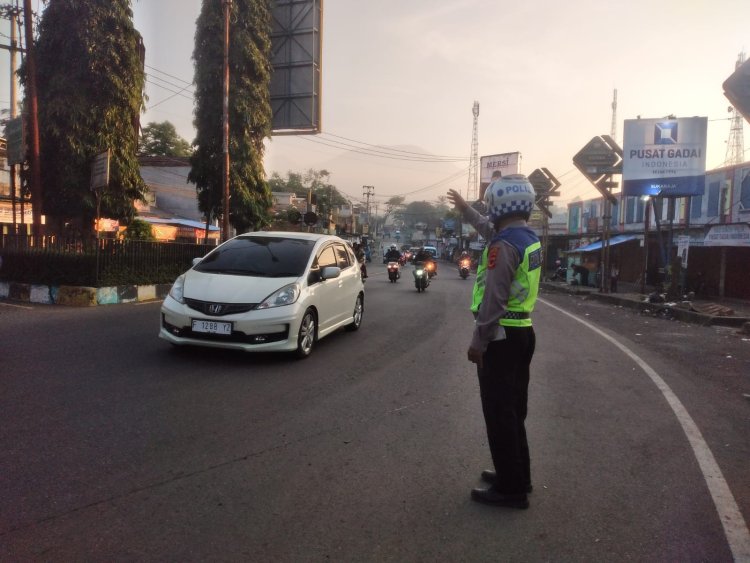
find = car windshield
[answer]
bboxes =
[193,236,315,277]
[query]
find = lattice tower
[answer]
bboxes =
[725,51,746,167]
[610,89,618,142]
[467,101,480,200]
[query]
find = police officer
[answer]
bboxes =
[447,174,541,509]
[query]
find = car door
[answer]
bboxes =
[334,242,359,319]
[310,244,344,330]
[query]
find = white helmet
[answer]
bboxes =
[483,174,535,223]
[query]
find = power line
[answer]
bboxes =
[298,135,467,163]
[320,131,467,160]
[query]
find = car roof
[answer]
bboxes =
[239,231,342,243]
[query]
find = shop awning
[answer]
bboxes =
[568,234,638,253]
[141,217,219,231]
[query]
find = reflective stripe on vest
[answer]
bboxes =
[470,227,541,327]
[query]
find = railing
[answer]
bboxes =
[0,235,213,287]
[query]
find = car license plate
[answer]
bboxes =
[192,319,232,335]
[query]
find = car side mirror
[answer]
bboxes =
[192,257,203,267]
[320,266,341,280]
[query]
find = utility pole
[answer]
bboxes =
[467,101,479,201]
[362,185,374,236]
[221,0,232,242]
[8,6,19,231]
[22,0,42,236]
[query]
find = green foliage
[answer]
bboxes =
[138,121,192,157]
[189,0,274,234]
[123,218,156,241]
[21,0,147,233]
[269,169,348,225]
[403,201,444,228]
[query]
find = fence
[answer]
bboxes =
[0,235,213,287]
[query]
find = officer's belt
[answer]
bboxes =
[501,311,530,320]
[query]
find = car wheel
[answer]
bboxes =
[295,309,317,359]
[346,294,364,331]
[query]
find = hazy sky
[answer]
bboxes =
[2,0,749,207]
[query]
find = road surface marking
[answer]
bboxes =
[0,302,33,310]
[539,297,750,562]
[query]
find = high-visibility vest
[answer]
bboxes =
[470,227,541,327]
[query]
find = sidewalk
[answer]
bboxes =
[540,281,750,329]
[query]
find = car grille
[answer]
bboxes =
[184,298,257,317]
[162,316,288,344]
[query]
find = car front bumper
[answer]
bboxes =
[159,295,303,353]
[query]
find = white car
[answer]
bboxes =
[160,232,365,358]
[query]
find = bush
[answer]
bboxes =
[0,237,212,287]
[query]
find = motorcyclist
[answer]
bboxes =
[385,244,401,262]
[458,250,472,270]
[413,246,437,275]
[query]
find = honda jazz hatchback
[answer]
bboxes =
[160,232,365,358]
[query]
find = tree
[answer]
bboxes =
[22,0,147,235]
[383,195,405,226]
[138,121,191,157]
[189,0,273,234]
[123,218,155,241]
[268,169,348,228]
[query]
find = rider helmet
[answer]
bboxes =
[390,244,397,250]
[483,173,535,225]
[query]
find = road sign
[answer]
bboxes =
[573,135,623,178]
[535,199,552,219]
[573,135,621,204]
[90,150,110,191]
[723,57,750,124]
[5,117,24,166]
[528,167,561,197]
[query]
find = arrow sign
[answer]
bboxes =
[528,167,561,197]
[535,198,552,219]
[572,135,621,204]
[572,136,622,178]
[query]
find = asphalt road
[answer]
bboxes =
[1,261,748,561]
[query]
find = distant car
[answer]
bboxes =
[160,232,365,358]
[423,245,438,258]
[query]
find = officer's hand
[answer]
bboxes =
[447,189,467,212]
[467,346,483,368]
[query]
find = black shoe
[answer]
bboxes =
[471,487,529,509]
[480,470,533,493]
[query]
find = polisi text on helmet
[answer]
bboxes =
[506,183,533,194]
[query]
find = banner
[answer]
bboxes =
[623,117,707,197]
[480,152,521,185]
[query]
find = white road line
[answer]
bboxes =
[0,301,33,310]
[539,297,750,562]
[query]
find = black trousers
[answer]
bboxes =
[477,326,536,494]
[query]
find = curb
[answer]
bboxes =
[0,280,172,307]
[540,282,750,328]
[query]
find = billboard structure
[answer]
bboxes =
[622,117,707,197]
[270,0,322,134]
[478,152,521,200]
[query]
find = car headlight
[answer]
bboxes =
[169,274,186,304]
[256,283,300,309]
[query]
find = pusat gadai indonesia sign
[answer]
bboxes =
[622,117,707,197]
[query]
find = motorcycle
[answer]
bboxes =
[551,266,567,282]
[413,262,431,292]
[425,260,437,278]
[458,258,471,279]
[387,261,401,283]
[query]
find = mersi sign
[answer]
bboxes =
[622,117,707,197]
